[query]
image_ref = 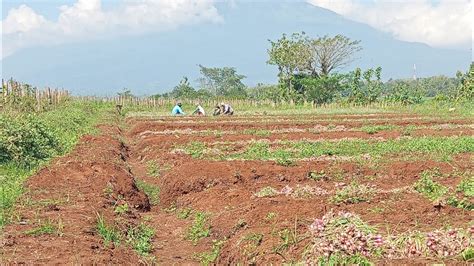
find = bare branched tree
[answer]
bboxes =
[309,35,362,77]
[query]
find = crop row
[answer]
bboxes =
[176,136,474,163]
[138,123,473,137]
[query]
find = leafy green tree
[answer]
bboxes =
[456,62,473,101]
[267,32,311,93]
[295,74,346,104]
[267,33,361,102]
[385,80,423,105]
[348,68,363,103]
[246,84,284,102]
[170,77,196,99]
[117,88,134,98]
[198,65,247,98]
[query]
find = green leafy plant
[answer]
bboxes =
[177,207,193,219]
[413,174,448,200]
[136,179,160,205]
[146,160,160,178]
[456,177,474,197]
[194,239,225,265]
[126,223,155,256]
[307,170,328,181]
[186,212,211,245]
[114,203,129,215]
[265,212,277,221]
[461,247,474,261]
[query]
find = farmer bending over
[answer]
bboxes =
[221,102,234,115]
[171,102,185,115]
[213,104,221,116]
[192,104,206,116]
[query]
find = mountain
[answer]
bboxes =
[1,1,470,96]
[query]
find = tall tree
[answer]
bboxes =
[267,32,311,93]
[198,65,247,98]
[308,35,362,76]
[170,77,196,99]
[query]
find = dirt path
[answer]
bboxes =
[126,155,208,265]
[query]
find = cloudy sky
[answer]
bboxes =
[2,0,472,59]
[0,0,473,93]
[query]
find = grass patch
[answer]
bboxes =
[135,179,160,205]
[96,214,121,247]
[193,136,474,163]
[239,232,263,261]
[25,218,63,236]
[273,228,299,254]
[360,124,398,134]
[185,141,207,159]
[186,212,211,245]
[317,253,372,266]
[146,160,160,178]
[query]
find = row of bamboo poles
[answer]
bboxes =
[77,96,281,108]
[1,79,70,112]
[1,79,406,113]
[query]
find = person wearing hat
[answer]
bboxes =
[171,102,185,115]
[192,104,206,116]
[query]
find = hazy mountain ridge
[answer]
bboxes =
[1,1,470,96]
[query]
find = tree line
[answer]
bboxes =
[150,32,473,105]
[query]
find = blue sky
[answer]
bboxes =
[1,0,472,95]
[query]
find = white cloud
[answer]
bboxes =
[1,0,223,59]
[308,0,472,49]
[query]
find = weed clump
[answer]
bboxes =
[194,239,225,265]
[126,223,155,256]
[413,174,448,200]
[186,212,211,245]
[25,219,63,237]
[136,179,160,205]
[96,214,121,247]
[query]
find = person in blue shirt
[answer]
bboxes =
[171,102,185,115]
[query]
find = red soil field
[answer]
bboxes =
[1,114,472,264]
